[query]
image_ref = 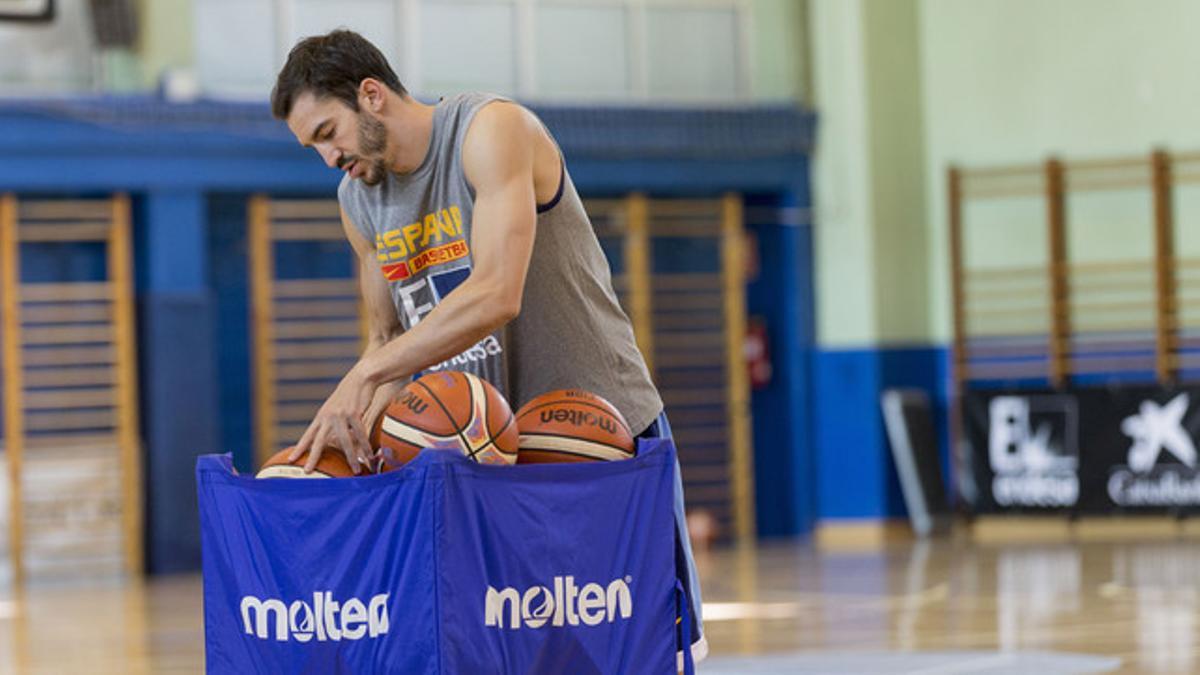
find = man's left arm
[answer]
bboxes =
[295,102,539,464]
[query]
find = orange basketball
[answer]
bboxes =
[256,446,355,478]
[375,371,519,470]
[515,389,636,464]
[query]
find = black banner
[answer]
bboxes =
[964,386,1200,514]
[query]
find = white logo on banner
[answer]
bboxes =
[988,396,1079,507]
[240,592,389,642]
[1123,394,1197,472]
[1110,393,1200,506]
[484,575,633,629]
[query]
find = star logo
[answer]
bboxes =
[1122,393,1197,473]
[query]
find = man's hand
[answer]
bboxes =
[362,378,409,444]
[290,362,378,474]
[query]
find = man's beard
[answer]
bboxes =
[357,112,389,186]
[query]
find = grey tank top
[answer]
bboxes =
[338,92,663,434]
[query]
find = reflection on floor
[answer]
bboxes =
[5,536,1199,673]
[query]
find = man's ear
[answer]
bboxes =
[359,78,386,112]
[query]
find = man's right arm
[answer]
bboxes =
[342,208,407,431]
[344,208,402,355]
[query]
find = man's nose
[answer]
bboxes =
[316,144,340,169]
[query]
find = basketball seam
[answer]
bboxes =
[518,446,623,462]
[378,431,423,448]
[517,399,633,436]
[472,414,518,460]
[416,376,473,453]
[380,411,456,439]
[520,427,643,454]
[518,431,635,455]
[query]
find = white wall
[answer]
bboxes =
[193,0,761,103]
[0,0,95,94]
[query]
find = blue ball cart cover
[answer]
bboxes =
[196,438,695,674]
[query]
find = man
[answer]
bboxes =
[271,29,705,665]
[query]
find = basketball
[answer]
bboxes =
[375,371,519,470]
[255,446,355,478]
[515,389,636,463]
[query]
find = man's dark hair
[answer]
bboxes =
[271,29,407,119]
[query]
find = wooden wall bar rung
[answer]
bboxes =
[273,301,359,319]
[648,224,721,238]
[25,409,117,432]
[276,403,321,421]
[273,319,363,340]
[964,264,1047,279]
[18,201,113,220]
[20,282,111,302]
[274,341,361,361]
[273,279,358,298]
[271,223,347,241]
[18,223,113,242]
[275,361,357,380]
[24,432,118,449]
[652,273,722,290]
[964,305,1050,319]
[655,333,724,349]
[275,382,337,402]
[647,200,723,216]
[267,200,342,219]
[649,294,722,310]
[960,185,1045,200]
[1064,177,1150,192]
[21,325,113,345]
[21,346,116,366]
[23,366,116,388]
[20,304,112,324]
[1064,156,1150,171]
[271,428,309,449]
[23,388,117,409]
[960,163,1043,179]
[652,314,725,330]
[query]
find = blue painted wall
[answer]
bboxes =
[813,346,951,520]
[745,192,816,536]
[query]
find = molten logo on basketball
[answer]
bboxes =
[484,575,632,629]
[540,409,620,435]
[396,390,429,415]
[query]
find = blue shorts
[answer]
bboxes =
[638,411,708,667]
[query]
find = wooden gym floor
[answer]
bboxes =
[6,532,1192,673]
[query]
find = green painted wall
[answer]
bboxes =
[750,0,810,102]
[919,0,1200,342]
[810,0,878,346]
[810,0,927,347]
[136,0,193,88]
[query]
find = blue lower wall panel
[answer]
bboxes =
[138,293,222,573]
[813,345,950,520]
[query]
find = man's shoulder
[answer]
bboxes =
[338,172,380,208]
[337,173,360,203]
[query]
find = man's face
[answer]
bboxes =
[287,92,390,186]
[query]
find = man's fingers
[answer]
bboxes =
[302,444,324,474]
[349,418,374,470]
[291,422,317,462]
[332,425,361,475]
[304,428,330,473]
